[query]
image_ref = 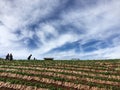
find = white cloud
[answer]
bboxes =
[35,32,79,54]
[0,0,62,58]
[61,0,120,34]
[42,0,120,59]
[0,0,120,60]
[0,0,61,29]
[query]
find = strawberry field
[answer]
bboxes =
[0,59,120,90]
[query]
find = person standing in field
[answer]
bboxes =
[27,54,32,60]
[9,53,13,61]
[6,53,9,60]
[34,57,36,60]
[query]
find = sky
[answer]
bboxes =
[0,0,120,60]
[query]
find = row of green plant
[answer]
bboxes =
[1,64,120,76]
[0,76,66,90]
[0,59,119,66]
[0,69,119,90]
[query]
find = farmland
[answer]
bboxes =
[0,59,120,90]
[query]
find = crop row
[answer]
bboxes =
[0,60,119,67]
[1,61,119,74]
[1,65,120,77]
[0,69,120,89]
[0,81,48,90]
[0,67,120,82]
[0,72,108,90]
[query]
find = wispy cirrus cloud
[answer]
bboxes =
[0,0,120,60]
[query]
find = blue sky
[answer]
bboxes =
[0,0,120,60]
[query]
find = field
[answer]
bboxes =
[0,59,120,90]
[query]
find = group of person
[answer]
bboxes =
[27,54,36,60]
[5,53,36,60]
[6,53,13,61]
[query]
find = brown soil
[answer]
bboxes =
[0,87,17,90]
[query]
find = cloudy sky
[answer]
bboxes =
[0,0,120,60]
